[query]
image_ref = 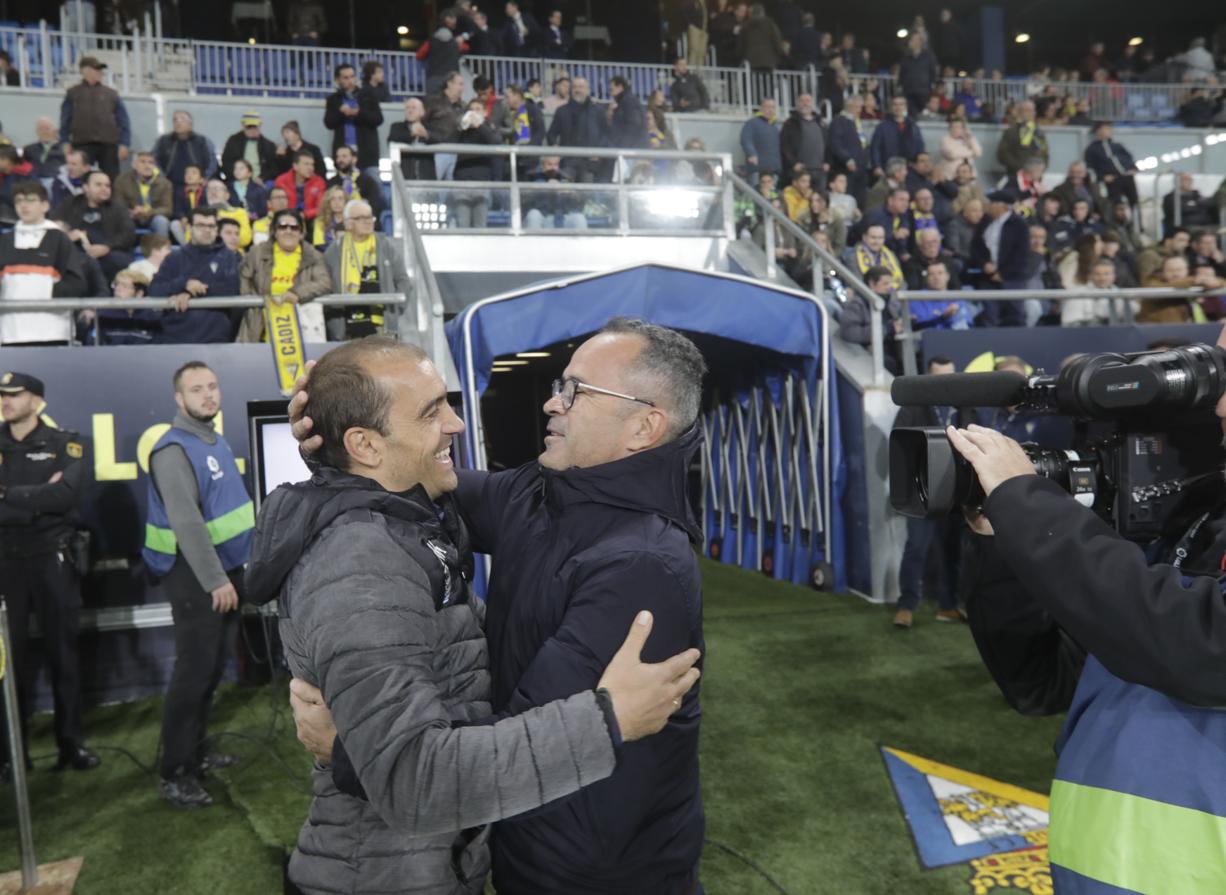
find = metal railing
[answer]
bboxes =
[391,143,734,238]
[0,22,1212,123]
[890,286,1226,377]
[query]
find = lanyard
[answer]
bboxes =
[1173,511,1211,570]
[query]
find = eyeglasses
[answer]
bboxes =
[550,377,655,411]
[275,223,302,231]
[348,215,374,222]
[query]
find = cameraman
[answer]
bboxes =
[947,335,1226,892]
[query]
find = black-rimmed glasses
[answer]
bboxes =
[550,377,655,411]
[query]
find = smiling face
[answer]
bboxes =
[376,356,465,498]
[539,334,661,471]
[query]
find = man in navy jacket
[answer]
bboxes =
[288,319,708,894]
[829,94,871,205]
[870,95,925,175]
[147,207,242,343]
[971,189,1030,326]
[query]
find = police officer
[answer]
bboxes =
[143,361,253,809]
[949,327,1226,892]
[0,371,100,776]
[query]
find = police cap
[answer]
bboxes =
[0,372,46,397]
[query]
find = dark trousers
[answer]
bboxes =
[1106,174,1139,209]
[905,92,929,119]
[73,142,120,179]
[898,515,961,612]
[978,279,1029,327]
[159,556,239,778]
[0,551,83,756]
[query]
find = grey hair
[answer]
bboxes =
[343,198,372,222]
[885,156,908,176]
[599,317,707,440]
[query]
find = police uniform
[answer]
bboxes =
[0,372,99,771]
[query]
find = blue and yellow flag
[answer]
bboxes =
[263,298,307,396]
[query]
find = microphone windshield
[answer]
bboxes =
[891,371,1027,407]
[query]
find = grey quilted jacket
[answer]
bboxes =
[245,469,619,895]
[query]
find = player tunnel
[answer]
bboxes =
[444,262,845,592]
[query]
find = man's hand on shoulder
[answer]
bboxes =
[597,611,700,742]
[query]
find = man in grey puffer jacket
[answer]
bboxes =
[245,337,700,895]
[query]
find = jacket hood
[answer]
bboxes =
[244,467,440,605]
[540,423,703,543]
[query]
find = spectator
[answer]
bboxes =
[1136,228,1191,284]
[865,156,908,213]
[502,0,541,57]
[1061,198,1103,243]
[361,61,391,103]
[148,207,242,344]
[52,169,135,282]
[952,78,981,121]
[237,209,331,342]
[780,93,828,192]
[1105,200,1142,256]
[129,233,173,282]
[543,77,571,115]
[217,217,243,254]
[857,187,913,261]
[910,187,942,240]
[321,199,410,340]
[1138,254,1199,323]
[59,56,129,179]
[1079,40,1108,82]
[547,76,610,183]
[522,156,587,230]
[899,33,940,119]
[204,178,252,249]
[845,224,905,290]
[1177,87,1222,128]
[1176,37,1216,82]
[971,190,1032,326]
[95,268,159,345]
[829,94,870,206]
[1058,233,1105,325]
[1162,172,1217,237]
[840,264,903,374]
[802,192,847,255]
[452,100,501,228]
[739,3,784,75]
[870,96,925,175]
[671,59,710,112]
[426,72,466,182]
[0,181,87,346]
[540,8,572,58]
[467,9,502,56]
[938,117,981,181]
[1050,160,1099,222]
[526,78,545,105]
[935,8,963,71]
[287,1,326,45]
[421,9,463,95]
[781,171,812,222]
[505,82,547,177]
[905,227,962,289]
[708,0,739,65]
[1188,231,1226,277]
[325,63,384,181]
[944,196,983,262]
[388,97,437,181]
[220,111,278,185]
[154,111,217,189]
[918,93,945,121]
[22,118,65,182]
[789,13,822,68]
[273,121,327,180]
[1084,121,1138,210]
[0,48,17,86]
[326,145,385,223]
[676,0,708,66]
[113,150,172,239]
[607,76,649,150]
[949,161,985,216]
[311,186,348,250]
[839,32,869,74]
[905,151,954,222]
[0,146,32,220]
[1010,155,1047,214]
[827,171,859,223]
[1192,262,1226,319]
[252,185,291,246]
[170,164,206,244]
[227,159,268,220]
[997,100,1049,177]
[909,258,972,330]
[862,92,884,121]
[740,98,780,182]
[274,150,327,222]
[1100,230,1138,288]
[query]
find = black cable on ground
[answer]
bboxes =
[704,838,792,895]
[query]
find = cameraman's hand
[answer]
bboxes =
[288,359,323,455]
[597,611,701,742]
[289,678,337,765]
[947,425,1035,497]
[962,506,995,536]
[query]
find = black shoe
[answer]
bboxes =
[160,774,214,809]
[199,752,240,773]
[53,745,101,772]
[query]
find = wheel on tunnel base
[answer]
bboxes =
[810,561,835,591]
